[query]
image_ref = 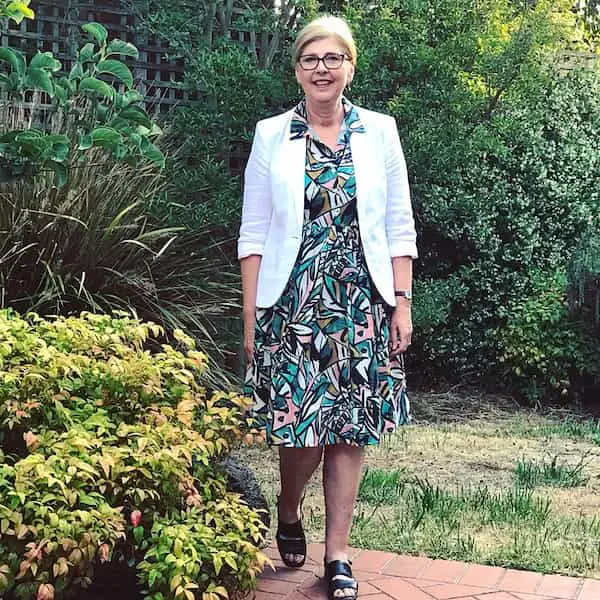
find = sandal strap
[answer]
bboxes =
[277,519,304,539]
[325,560,358,599]
[325,559,354,580]
[276,532,306,555]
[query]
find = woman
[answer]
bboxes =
[238,15,417,600]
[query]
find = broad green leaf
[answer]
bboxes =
[6,1,35,22]
[133,525,144,544]
[122,90,144,106]
[140,141,165,168]
[107,39,139,59]
[79,77,115,100]
[0,47,26,76]
[30,52,61,72]
[119,105,152,129]
[69,62,85,81]
[78,43,96,62]
[14,136,47,159]
[24,68,54,96]
[78,134,93,151]
[96,59,134,89]
[90,126,122,150]
[82,22,108,45]
[47,161,68,187]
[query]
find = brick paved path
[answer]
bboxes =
[254,543,600,600]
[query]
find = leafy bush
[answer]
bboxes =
[0,310,268,600]
[0,87,240,383]
[131,0,600,400]
[498,270,599,403]
[0,22,163,184]
[344,1,600,397]
[129,0,296,233]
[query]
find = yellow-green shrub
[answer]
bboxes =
[0,310,268,600]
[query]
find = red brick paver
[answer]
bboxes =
[253,543,598,600]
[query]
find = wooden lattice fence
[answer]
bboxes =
[0,0,191,110]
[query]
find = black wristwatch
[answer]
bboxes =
[394,289,412,301]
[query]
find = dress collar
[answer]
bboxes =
[290,97,366,140]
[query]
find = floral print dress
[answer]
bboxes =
[244,98,410,447]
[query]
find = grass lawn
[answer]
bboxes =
[233,390,600,577]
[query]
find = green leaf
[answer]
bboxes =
[133,525,144,544]
[6,1,35,23]
[30,52,62,72]
[69,62,85,81]
[24,68,54,96]
[78,134,93,151]
[46,161,68,187]
[107,39,139,59]
[213,554,223,575]
[82,22,108,46]
[54,83,68,105]
[90,126,122,150]
[79,77,115,100]
[78,43,96,62]
[96,59,134,89]
[140,140,165,168]
[118,106,152,129]
[0,47,26,76]
[122,90,145,106]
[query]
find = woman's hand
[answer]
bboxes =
[389,301,412,356]
[243,309,256,362]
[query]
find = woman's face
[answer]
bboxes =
[295,36,354,107]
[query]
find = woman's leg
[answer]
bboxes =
[323,443,365,597]
[278,446,324,564]
[323,443,364,561]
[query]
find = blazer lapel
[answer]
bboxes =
[350,131,371,208]
[281,134,306,229]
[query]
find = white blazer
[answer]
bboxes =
[238,105,418,308]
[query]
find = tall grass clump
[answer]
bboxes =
[0,98,239,385]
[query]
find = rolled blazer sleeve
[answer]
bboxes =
[384,116,418,259]
[238,122,272,259]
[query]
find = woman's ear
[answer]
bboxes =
[346,63,355,87]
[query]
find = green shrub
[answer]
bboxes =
[132,0,600,399]
[0,310,268,600]
[498,270,599,403]
[0,23,164,184]
[348,0,600,396]
[0,127,239,385]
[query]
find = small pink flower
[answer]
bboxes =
[37,583,55,600]
[23,431,40,451]
[130,510,142,528]
[98,543,110,563]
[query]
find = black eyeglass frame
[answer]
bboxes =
[296,52,351,71]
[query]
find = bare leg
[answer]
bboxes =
[323,443,365,598]
[278,446,323,564]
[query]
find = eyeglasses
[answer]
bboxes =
[297,53,349,71]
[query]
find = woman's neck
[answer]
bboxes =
[305,97,344,128]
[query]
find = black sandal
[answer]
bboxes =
[324,559,358,600]
[276,498,306,568]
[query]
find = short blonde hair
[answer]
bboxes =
[293,16,357,66]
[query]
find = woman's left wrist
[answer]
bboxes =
[395,297,411,310]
